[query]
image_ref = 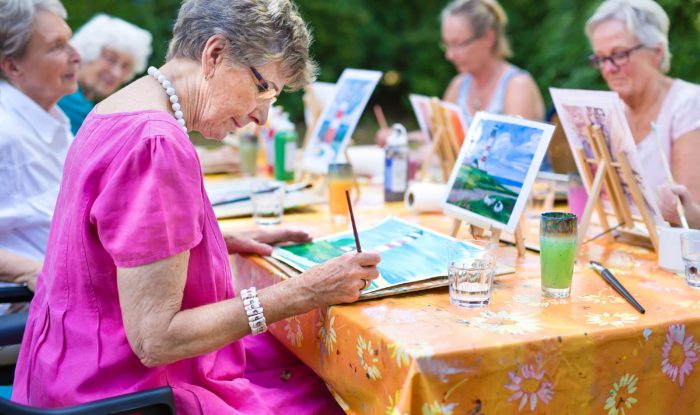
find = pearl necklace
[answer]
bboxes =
[147,66,187,133]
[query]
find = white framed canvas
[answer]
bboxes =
[442,112,555,234]
[549,88,664,225]
[301,69,382,174]
[409,94,433,142]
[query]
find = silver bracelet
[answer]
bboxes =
[240,287,267,335]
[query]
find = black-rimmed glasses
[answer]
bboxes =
[588,44,645,69]
[249,66,278,102]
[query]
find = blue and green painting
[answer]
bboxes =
[447,119,544,224]
[272,217,479,292]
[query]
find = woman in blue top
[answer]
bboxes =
[441,0,544,123]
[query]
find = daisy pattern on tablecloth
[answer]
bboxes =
[678,300,700,311]
[511,294,551,308]
[460,310,540,335]
[357,335,382,380]
[504,362,554,412]
[604,373,638,415]
[578,289,626,305]
[585,312,639,328]
[317,307,336,356]
[284,316,303,347]
[385,390,404,415]
[389,343,410,368]
[421,401,457,415]
[639,281,682,293]
[661,324,698,387]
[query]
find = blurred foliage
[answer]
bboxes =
[66,0,700,141]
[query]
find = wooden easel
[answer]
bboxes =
[449,218,527,258]
[419,98,460,182]
[574,124,659,252]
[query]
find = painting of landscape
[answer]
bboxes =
[443,112,555,233]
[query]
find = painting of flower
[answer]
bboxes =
[284,316,303,347]
[357,335,382,380]
[461,310,540,335]
[604,373,638,415]
[661,324,698,387]
[585,312,639,327]
[317,307,336,356]
[421,401,457,415]
[385,390,404,415]
[504,363,554,412]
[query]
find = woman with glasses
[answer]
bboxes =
[12,0,379,413]
[586,0,700,225]
[441,0,544,123]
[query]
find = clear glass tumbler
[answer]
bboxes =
[448,240,496,308]
[681,231,700,288]
[328,163,355,224]
[251,180,285,226]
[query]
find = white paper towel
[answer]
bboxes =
[405,182,446,213]
[346,145,385,178]
[658,226,686,272]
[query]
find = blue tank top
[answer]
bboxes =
[455,64,526,125]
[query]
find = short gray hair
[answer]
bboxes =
[586,0,671,73]
[167,0,317,91]
[0,0,66,80]
[70,14,152,79]
[441,0,512,59]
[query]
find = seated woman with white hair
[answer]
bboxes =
[58,14,152,135]
[586,0,700,225]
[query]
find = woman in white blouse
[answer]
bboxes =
[0,0,80,284]
[586,0,700,225]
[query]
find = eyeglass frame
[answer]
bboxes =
[588,44,645,70]
[249,66,279,103]
[439,34,482,52]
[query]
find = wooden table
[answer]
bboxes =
[221,186,700,415]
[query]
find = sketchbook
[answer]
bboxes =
[270,216,514,299]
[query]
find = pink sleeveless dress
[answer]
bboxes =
[12,110,343,414]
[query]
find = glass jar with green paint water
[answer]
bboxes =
[540,212,577,298]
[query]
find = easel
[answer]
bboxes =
[449,218,527,258]
[574,124,659,252]
[419,98,460,182]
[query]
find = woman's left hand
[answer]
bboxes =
[223,228,312,256]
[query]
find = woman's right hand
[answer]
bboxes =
[296,251,381,307]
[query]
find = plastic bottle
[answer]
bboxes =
[274,119,297,182]
[384,123,409,202]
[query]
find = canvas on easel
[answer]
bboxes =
[442,112,555,256]
[410,96,466,182]
[550,88,664,251]
[300,69,382,175]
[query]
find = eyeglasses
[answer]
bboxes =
[439,35,481,51]
[588,44,645,69]
[249,66,278,103]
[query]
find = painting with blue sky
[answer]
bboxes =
[443,112,554,233]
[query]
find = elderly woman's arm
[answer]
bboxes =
[117,250,380,368]
[672,129,700,203]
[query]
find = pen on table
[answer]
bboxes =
[651,122,689,228]
[345,190,362,252]
[373,105,389,131]
[590,261,645,314]
[211,182,312,206]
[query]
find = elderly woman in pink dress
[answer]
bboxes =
[586,0,700,225]
[12,0,380,413]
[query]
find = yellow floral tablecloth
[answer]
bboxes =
[226,205,700,415]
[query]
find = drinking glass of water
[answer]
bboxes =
[251,180,285,226]
[448,240,496,308]
[681,231,700,288]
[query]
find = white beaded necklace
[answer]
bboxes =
[147,66,187,133]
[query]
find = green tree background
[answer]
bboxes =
[65,0,700,141]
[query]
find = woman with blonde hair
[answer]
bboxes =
[586,0,700,225]
[441,0,544,122]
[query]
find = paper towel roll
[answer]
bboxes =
[405,182,446,213]
[347,145,385,178]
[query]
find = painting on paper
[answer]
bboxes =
[443,112,555,233]
[301,69,381,174]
